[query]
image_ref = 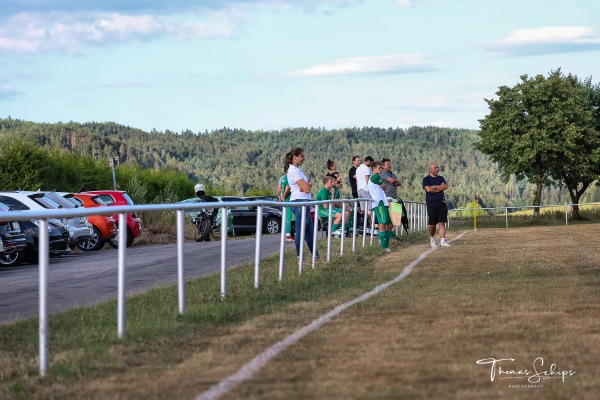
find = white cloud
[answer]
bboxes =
[289,53,433,77]
[0,84,20,101]
[486,26,600,56]
[0,11,235,54]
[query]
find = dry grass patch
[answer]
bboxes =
[2,227,599,399]
[224,226,600,400]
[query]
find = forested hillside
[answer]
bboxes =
[1,117,598,208]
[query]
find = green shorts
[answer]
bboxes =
[373,201,391,224]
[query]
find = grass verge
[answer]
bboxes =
[0,230,427,399]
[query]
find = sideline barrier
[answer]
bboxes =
[448,202,600,229]
[0,198,427,376]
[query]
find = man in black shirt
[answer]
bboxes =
[422,163,450,248]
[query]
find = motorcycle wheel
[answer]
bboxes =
[194,218,211,242]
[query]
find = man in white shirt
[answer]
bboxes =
[356,156,374,216]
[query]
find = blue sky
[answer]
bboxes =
[1,0,599,133]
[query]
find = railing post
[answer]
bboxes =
[117,212,127,339]
[278,206,287,281]
[39,218,49,376]
[352,201,358,252]
[327,202,333,263]
[340,202,346,256]
[177,210,185,315]
[220,207,228,299]
[254,206,263,289]
[565,204,569,226]
[505,207,509,228]
[298,206,306,274]
[312,205,318,268]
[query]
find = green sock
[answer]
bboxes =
[332,223,340,231]
[389,230,400,241]
[379,232,387,249]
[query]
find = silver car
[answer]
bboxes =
[31,191,94,247]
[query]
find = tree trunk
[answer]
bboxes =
[567,180,592,221]
[533,180,542,218]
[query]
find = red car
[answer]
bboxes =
[66,193,117,251]
[81,190,142,248]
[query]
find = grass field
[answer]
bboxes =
[1,225,599,399]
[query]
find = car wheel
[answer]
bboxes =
[264,218,280,234]
[76,226,105,252]
[108,228,134,248]
[0,251,24,267]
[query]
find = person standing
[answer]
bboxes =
[380,158,401,201]
[380,158,402,243]
[355,156,373,216]
[279,166,295,242]
[367,162,393,252]
[348,156,361,200]
[286,147,321,262]
[422,162,450,248]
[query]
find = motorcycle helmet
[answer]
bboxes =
[194,183,206,196]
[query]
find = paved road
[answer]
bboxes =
[0,236,293,325]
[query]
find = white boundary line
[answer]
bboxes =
[195,232,467,400]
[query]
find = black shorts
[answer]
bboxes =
[427,203,448,225]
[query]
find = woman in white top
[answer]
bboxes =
[286,147,320,261]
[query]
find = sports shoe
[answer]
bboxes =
[333,229,342,239]
[383,248,391,253]
[440,241,451,247]
[430,237,437,248]
[285,235,295,242]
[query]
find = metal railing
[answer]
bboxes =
[0,197,427,376]
[448,202,600,228]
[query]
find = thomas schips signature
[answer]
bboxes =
[476,357,576,383]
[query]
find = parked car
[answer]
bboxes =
[41,191,95,247]
[17,219,71,263]
[216,196,282,234]
[81,190,142,248]
[243,195,281,210]
[61,193,117,251]
[0,192,72,253]
[0,191,92,249]
[0,201,69,264]
[0,202,27,267]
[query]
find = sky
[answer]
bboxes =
[1,0,599,133]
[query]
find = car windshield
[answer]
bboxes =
[28,194,59,209]
[0,196,28,211]
[44,192,77,208]
[122,193,135,206]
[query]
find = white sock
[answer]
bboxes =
[440,238,446,244]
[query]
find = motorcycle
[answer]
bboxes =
[192,206,234,242]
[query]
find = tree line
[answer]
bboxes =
[1,112,598,210]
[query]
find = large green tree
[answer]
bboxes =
[476,69,598,218]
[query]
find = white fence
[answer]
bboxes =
[0,198,427,376]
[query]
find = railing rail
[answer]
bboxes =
[0,197,427,376]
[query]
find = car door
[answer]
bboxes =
[221,197,255,230]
